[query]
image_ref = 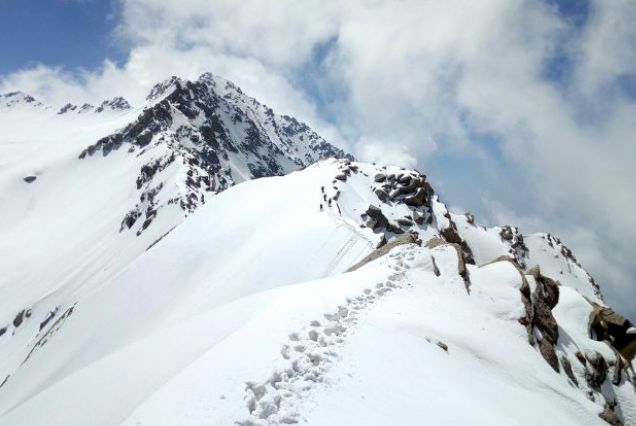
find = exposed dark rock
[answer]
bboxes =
[347,233,419,272]
[532,291,559,345]
[437,341,449,352]
[528,266,560,310]
[57,103,77,114]
[96,96,131,113]
[599,403,623,426]
[397,217,413,227]
[500,226,529,268]
[610,348,625,385]
[23,175,37,183]
[440,226,462,245]
[431,256,441,277]
[335,173,347,182]
[517,264,563,371]
[589,303,636,361]
[39,309,58,331]
[500,225,514,241]
[561,356,578,386]
[374,173,386,182]
[440,223,475,266]
[0,327,6,337]
[364,205,402,234]
[412,210,425,225]
[585,351,608,390]
[374,188,388,202]
[13,310,25,328]
[575,351,587,366]
[121,210,141,230]
[403,187,428,207]
[539,338,560,372]
[519,276,535,345]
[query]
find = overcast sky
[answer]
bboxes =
[1,0,634,320]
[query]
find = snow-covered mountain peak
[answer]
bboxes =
[0,91,45,109]
[75,72,350,236]
[95,96,131,113]
[57,97,131,115]
[145,75,185,102]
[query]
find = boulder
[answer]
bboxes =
[374,173,386,182]
[13,310,25,328]
[404,187,428,207]
[398,174,412,184]
[335,173,347,182]
[365,205,390,230]
[23,175,37,183]
[589,303,636,361]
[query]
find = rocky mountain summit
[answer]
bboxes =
[0,74,634,426]
[75,73,349,236]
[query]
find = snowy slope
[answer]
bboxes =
[0,158,634,425]
[0,74,349,396]
[1,73,634,425]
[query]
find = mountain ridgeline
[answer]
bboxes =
[0,73,634,426]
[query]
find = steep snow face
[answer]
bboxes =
[0,74,351,404]
[0,159,633,426]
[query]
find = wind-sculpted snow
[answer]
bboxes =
[0,73,634,424]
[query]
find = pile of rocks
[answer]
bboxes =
[371,169,433,209]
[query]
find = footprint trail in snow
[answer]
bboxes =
[237,245,417,425]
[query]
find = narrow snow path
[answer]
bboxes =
[236,245,417,425]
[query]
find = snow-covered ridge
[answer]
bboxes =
[0,92,45,109]
[1,72,634,425]
[0,91,132,115]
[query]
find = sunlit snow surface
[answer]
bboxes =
[0,90,633,425]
